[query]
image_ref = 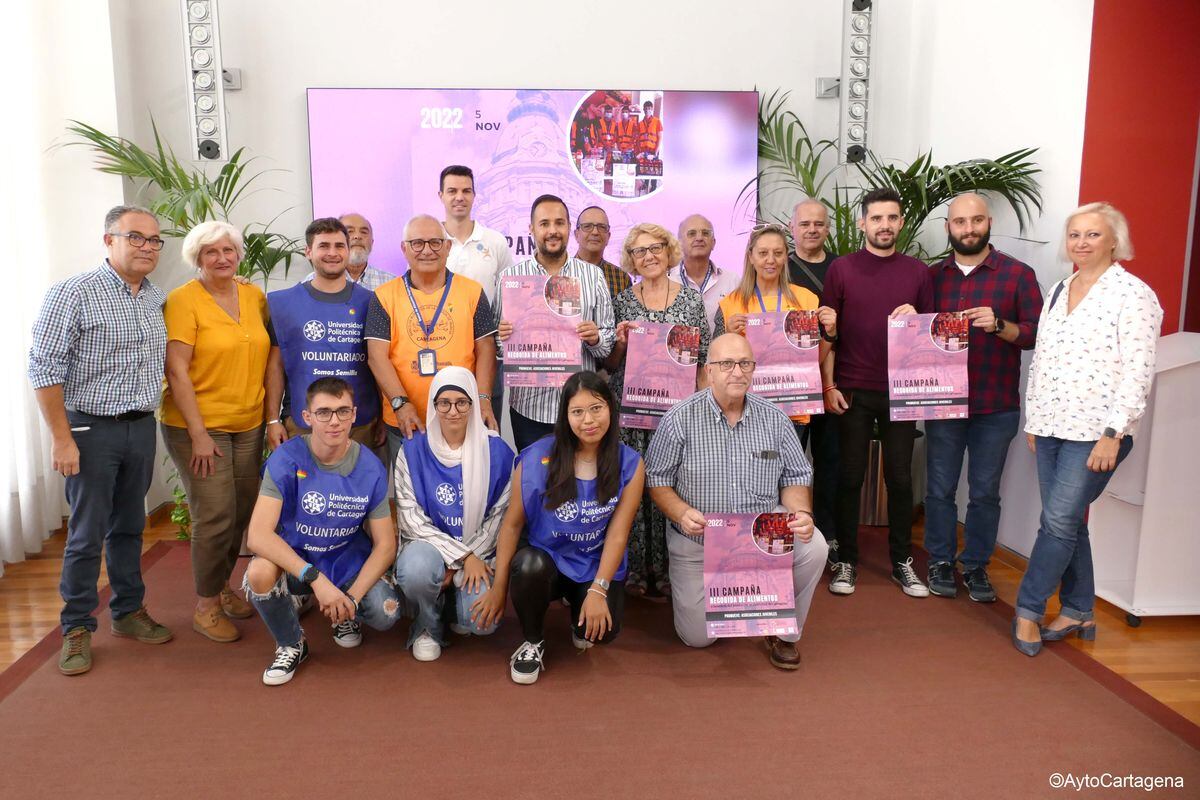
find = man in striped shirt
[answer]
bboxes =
[29,205,174,676]
[495,195,616,450]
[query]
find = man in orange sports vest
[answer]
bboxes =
[639,100,663,156]
[591,107,617,152]
[365,214,498,473]
[616,107,638,152]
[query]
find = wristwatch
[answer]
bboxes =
[593,577,611,591]
[299,563,320,584]
[1102,427,1120,440]
[990,318,1006,335]
[390,395,409,411]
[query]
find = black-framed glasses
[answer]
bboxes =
[628,242,667,259]
[434,398,473,414]
[405,238,448,253]
[577,222,610,233]
[710,359,756,373]
[111,232,166,251]
[311,406,355,422]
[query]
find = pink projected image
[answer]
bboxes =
[307,88,758,277]
[569,90,665,200]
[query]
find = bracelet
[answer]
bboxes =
[266,418,282,425]
[587,586,608,599]
[822,384,838,394]
[792,510,813,518]
[345,592,360,609]
[478,393,492,401]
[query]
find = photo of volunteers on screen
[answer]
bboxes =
[570,90,665,200]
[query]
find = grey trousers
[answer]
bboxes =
[667,527,829,648]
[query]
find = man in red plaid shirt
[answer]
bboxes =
[924,194,1043,602]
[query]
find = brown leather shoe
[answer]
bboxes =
[220,587,254,619]
[193,605,240,643]
[766,636,801,670]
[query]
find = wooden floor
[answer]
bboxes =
[3,514,1199,727]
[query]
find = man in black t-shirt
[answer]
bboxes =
[787,199,838,566]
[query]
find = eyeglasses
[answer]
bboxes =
[751,223,789,236]
[311,406,355,422]
[684,229,714,238]
[710,359,756,373]
[434,398,473,414]
[405,238,447,253]
[628,243,667,259]
[567,402,609,420]
[577,222,610,233]
[111,232,166,251]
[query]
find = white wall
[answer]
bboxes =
[103,0,1095,553]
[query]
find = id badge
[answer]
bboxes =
[417,348,438,376]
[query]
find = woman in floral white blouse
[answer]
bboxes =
[1012,203,1162,656]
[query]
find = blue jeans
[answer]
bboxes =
[394,540,499,647]
[243,563,401,648]
[60,413,156,633]
[1015,436,1133,623]
[923,410,1020,570]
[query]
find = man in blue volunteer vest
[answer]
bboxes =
[243,377,400,686]
[265,217,382,451]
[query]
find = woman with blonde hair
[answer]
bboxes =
[1012,202,1162,656]
[162,220,270,643]
[602,222,710,599]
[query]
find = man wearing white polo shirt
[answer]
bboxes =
[441,165,513,303]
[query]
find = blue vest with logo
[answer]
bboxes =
[267,282,380,428]
[266,436,388,588]
[401,432,516,541]
[520,437,640,583]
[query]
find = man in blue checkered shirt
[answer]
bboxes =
[29,205,174,676]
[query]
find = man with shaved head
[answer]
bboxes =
[923,193,1042,602]
[646,334,828,669]
[669,214,740,332]
[365,214,498,470]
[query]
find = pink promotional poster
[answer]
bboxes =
[500,274,583,388]
[307,88,759,276]
[742,311,823,416]
[703,513,798,639]
[887,312,970,421]
[619,322,701,430]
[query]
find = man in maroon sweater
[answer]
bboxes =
[820,188,933,598]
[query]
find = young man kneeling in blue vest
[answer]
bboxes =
[244,377,400,685]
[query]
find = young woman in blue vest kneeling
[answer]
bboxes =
[471,371,644,685]
[393,367,516,662]
[243,377,401,686]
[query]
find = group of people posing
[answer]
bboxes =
[28,163,1162,685]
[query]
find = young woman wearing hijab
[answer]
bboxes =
[392,366,516,662]
[470,371,644,685]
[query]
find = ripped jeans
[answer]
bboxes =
[243,561,401,648]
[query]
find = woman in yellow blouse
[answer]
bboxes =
[162,221,270,644]
[714,224,837,426]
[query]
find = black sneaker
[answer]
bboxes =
[927,561,958,598]
[332,618,362,648]
[262,640,309,686]
[825,538,840,568]
[891,558,930,598]
[828,562,857,595]
[962,566,997,603]
[509,640,545,685]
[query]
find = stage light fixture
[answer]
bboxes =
[839,0,874,163]
[180,0,228,161]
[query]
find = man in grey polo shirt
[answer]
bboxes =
[646,333,828,670]
[29,204,174,676]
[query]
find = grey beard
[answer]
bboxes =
[348,249,368,267]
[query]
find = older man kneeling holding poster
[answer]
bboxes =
[646,334,828,669]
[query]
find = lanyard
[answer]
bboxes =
[404,272,453,341]
[754,283,783,313]
[681,262,714,294]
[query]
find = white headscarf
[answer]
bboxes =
[425,366,494,538]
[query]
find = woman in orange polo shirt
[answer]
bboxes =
[162,221,270,644]
[715,224,837,429]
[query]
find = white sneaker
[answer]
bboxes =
[571,630,595,651]
[892,558,930,598]
[412,631,442,662]
[262,641,308,686]
[332,618,362,648]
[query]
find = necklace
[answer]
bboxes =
[638,280,673,311]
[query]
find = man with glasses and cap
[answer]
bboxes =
[365,214,498,473]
